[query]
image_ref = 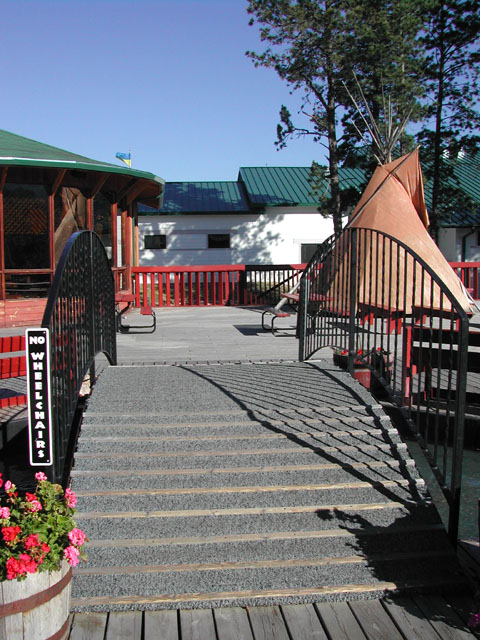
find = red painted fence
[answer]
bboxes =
[449,262,480,299]
[131,262,480,308]
[131,264,307,308]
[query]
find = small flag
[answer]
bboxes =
[116,152,131,167]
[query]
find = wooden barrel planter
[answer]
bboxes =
[0,560,71,640]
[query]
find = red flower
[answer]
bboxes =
[2,525,21,543]
[0,472,3,488]
[6,557,23,580]
[24,534,40,550]
[19,554,37,574]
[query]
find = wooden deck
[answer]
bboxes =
[68,595,479,639]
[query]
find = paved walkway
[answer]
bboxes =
[114,305,307,364]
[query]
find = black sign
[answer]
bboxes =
[26,328,53,466]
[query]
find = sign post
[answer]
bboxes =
[26,328,53,467]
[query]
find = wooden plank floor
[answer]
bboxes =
[68,595,480,639]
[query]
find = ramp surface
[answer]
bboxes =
[70,360,466,611]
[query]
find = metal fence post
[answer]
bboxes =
[347,229,358,375]
[298,275,310,362]
[448,314,469,545]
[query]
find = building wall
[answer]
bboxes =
[438,227,480,261]
[138,207,333,266]
[437,228,458,261]
[459,228,480,261]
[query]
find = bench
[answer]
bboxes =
[357,302,405,335]
[261,284,302,337]
[402,322,480,404]
[261,307,296,336]
[115,294,156,334]
[0,335,27,408]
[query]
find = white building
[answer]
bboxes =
[138,166,364,266]
[138,160,480,266]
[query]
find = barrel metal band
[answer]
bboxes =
[46,615,71,640]
[0,567,72,617]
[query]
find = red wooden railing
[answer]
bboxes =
[131,264,306,308]
[449,262,480,299]
[130,262,480,308]
[132,266,244,307]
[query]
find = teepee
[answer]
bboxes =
[331,150,473,314]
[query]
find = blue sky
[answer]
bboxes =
[1,0,325,181]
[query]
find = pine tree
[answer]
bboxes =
[246,0,426,233]
[417,0,480,239]
[247,0,347,235]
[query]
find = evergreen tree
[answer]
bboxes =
[417,0,480,239]
[247,0,348,235]
[339,0,425,165]
[246,0,425,233]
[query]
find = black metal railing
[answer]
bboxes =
[242,264,306,306]
[298,227,470,543]
[42,231,117,486]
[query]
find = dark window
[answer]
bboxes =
[3,183,50,270]
[301,243,320,263]
[208,233,230,249]
[144,234,167,249]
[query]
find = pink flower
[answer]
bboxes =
[2,525,21,542]
[25,493,42,512]
[27,499,42,513]
[24,534,40,550]
[0,472,3,488]
[35,472,47,482]
[68,528,86,547]
[0,507,10,520]
[64,545,80,567]
[4,481,15,493]
[64,488,77,508]
[469,613,480,629]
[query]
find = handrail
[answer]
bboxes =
[131,264,306,307]
[449,261,480,298]
[129,261,476,310]
[298,228,470,543]
[42,231,116,486]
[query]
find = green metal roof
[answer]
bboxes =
[424,154,480,227]
[0,129,165,188]
[140,181,251,214]
[238,166,366,207]
[137,158,479,226]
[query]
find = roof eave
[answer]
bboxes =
[0,157,165,190]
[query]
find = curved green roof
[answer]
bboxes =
[0,129,165,189]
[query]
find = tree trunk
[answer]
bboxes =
[430,4,446,243]
[324,4,342,236]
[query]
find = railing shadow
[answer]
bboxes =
[175,359,473,632]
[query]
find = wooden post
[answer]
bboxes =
[86,197,93,230]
